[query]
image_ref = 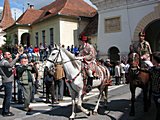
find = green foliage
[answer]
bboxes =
[0,35,12,52]
[4,35,12,45]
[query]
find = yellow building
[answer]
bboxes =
[5,0,96,48]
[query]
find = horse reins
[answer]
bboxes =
[47,49,84,83]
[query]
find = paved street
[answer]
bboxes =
[0,84,157,120]
[0,84,123,120]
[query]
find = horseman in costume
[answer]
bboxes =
[135,31,153,68]
[77,35,97,93]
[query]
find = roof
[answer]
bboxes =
[81,14,98,36]
[15,0,97,25]
[16,9,43,25]
[0,0,14,30]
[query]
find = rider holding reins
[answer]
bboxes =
[136,31,153,67]
[77,35,97,93]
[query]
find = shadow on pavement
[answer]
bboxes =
[41,91,156,120]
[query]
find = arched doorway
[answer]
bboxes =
[133,3,160,48]
[108,46,120,63]
[21,33,30,47]
[144,19,160,52]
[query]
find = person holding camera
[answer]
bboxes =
[0,52,20,117]
[16,55,36,112]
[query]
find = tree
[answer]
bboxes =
[0,35,12,52]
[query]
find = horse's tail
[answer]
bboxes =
[102,66,112,86]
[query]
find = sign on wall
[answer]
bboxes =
[105,16,121,33]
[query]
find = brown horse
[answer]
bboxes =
[128,52,152,116]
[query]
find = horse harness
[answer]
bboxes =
[47,49,107,84]
[129,52,150,85]
[47,49,83,83]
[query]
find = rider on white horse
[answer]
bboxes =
[77,35,97,93]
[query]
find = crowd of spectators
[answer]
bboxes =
[66,45,81,56]
[0,43,66,116]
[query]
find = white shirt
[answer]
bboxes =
[120,63,125,74]
[115,65,120,77]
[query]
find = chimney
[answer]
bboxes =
[30,5,34,9]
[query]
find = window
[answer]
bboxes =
[35,32,39,47]
[105,16,121,33]
[42,30,45,46]
[50,28,54,45]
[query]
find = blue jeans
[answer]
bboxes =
[55,79,64,100]
[2,82,13,113]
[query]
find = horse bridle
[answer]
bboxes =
[46,49,83,82]
[47,49,80,64]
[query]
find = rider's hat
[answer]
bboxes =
[139,31,145,37]
[79,35,91,42]
[81,35,88,41]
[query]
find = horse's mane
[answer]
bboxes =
[61,48,80,69]
[129,51,140,59]
[128,51,141,67]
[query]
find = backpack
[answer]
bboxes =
[54,64,65,80]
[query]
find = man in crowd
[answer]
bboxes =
[16,55,36,112]
[0,52,20,117]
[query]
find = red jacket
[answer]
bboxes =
[34,47,39,53]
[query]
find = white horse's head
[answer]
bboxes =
[45,45,80,70]
[46,45,83,88]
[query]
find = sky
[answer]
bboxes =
[0,0,96,20]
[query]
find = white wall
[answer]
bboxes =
[98,8,131,56]
[127,3,156,40]
[0,28,6,46]
[97,2,158,56]
[60,19,78,48]
[31,18,60,46]
[18,28,29,44]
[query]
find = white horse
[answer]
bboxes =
[45,46,111,119]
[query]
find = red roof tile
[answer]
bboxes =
[16,8,43,25]
[18,0,96,25]
[59,0,96,17]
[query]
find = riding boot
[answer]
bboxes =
[86,77,93,93]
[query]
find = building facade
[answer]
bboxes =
[5,0,97,48]
[91,0,160,62]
